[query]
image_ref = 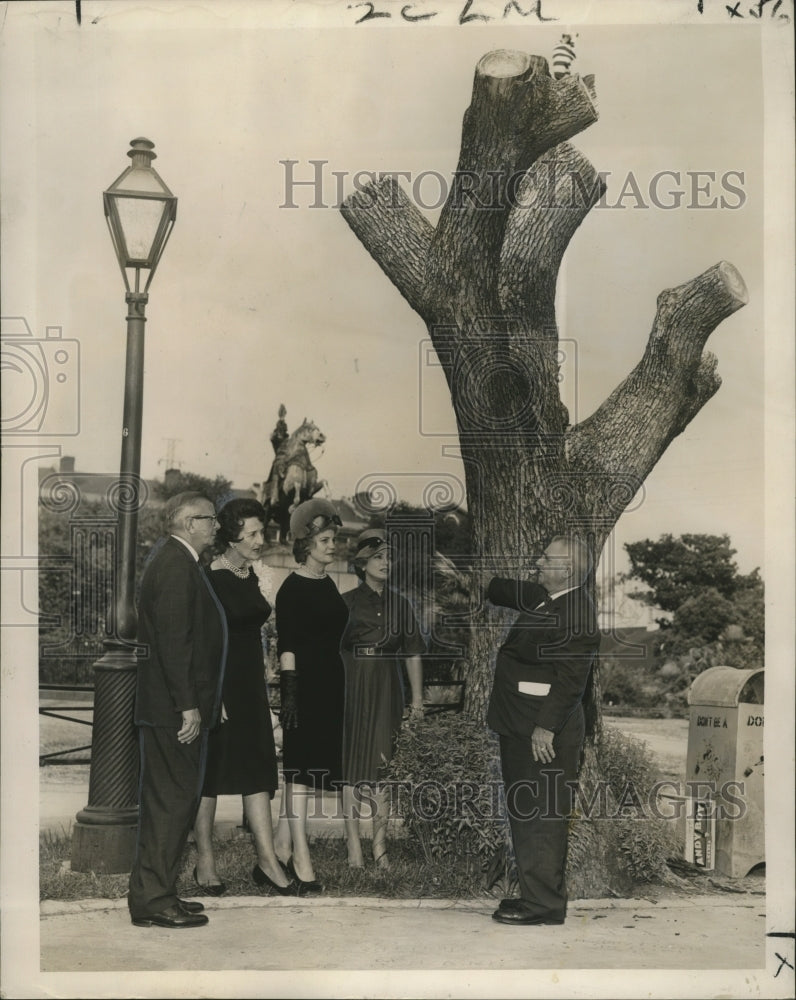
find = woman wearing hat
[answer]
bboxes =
[273,498,349,892]
[341,528,425,868]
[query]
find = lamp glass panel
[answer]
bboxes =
[121,165,169,196]
[115,196,167,264]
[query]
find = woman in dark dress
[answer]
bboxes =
[193,499,294,895]
[341,529,425,868]
[272,498,349,893]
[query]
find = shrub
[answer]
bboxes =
[597,725,656,795]
[601,657,659,708]
[385,714,504,867]
[567,729,677,894]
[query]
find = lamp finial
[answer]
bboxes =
[127,137,157,166]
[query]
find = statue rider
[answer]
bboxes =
[271,403,289,454]
[267,405,289,507]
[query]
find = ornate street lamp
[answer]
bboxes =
[71,139,177,873]
[103,137,177,298]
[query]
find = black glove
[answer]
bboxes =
[279,671,299,730]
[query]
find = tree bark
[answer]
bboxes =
[340,49,747,727]
[340,178,432,316]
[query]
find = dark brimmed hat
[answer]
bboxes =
[289,498,342,539]
[354,527,389,560]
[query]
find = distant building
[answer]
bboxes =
[597,574,665,632]
[599,626,661,667]
[38,456,161,512]
[222,485,259,502]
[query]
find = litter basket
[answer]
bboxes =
[685,665,764,877]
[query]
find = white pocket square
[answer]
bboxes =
[518,681,551,696]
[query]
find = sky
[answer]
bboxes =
[1,4,775,584]
[1,4,794,998]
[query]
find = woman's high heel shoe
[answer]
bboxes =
[286,856,323,895]
[252,864,298,896]
[193,866,227,896]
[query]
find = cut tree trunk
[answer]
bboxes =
[341,49,747,729]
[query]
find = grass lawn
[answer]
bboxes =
[41,828,496,904]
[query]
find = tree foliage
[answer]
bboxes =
[623,533,747,613]
[671,587,737,646]
[623,533,764,670]
[151,470,233,504]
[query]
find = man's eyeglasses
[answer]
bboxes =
[190,515,218,523]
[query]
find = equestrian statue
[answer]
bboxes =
[261,406,328,539]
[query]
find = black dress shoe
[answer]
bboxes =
[498,897,526,910]
[178,899,205,913]
[492,907,565,926]
[252,863,299,895]
[286,856,323,895]
[193,866,226,896]
[131,904,209,928]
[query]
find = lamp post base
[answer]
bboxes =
[69,643,140,873]
[71,817,139,875]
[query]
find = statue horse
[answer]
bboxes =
[261,418,327,538]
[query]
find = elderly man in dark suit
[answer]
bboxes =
[128,492,228,929]
[486,534,600,926]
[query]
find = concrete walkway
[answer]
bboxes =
[39,893,766,974]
